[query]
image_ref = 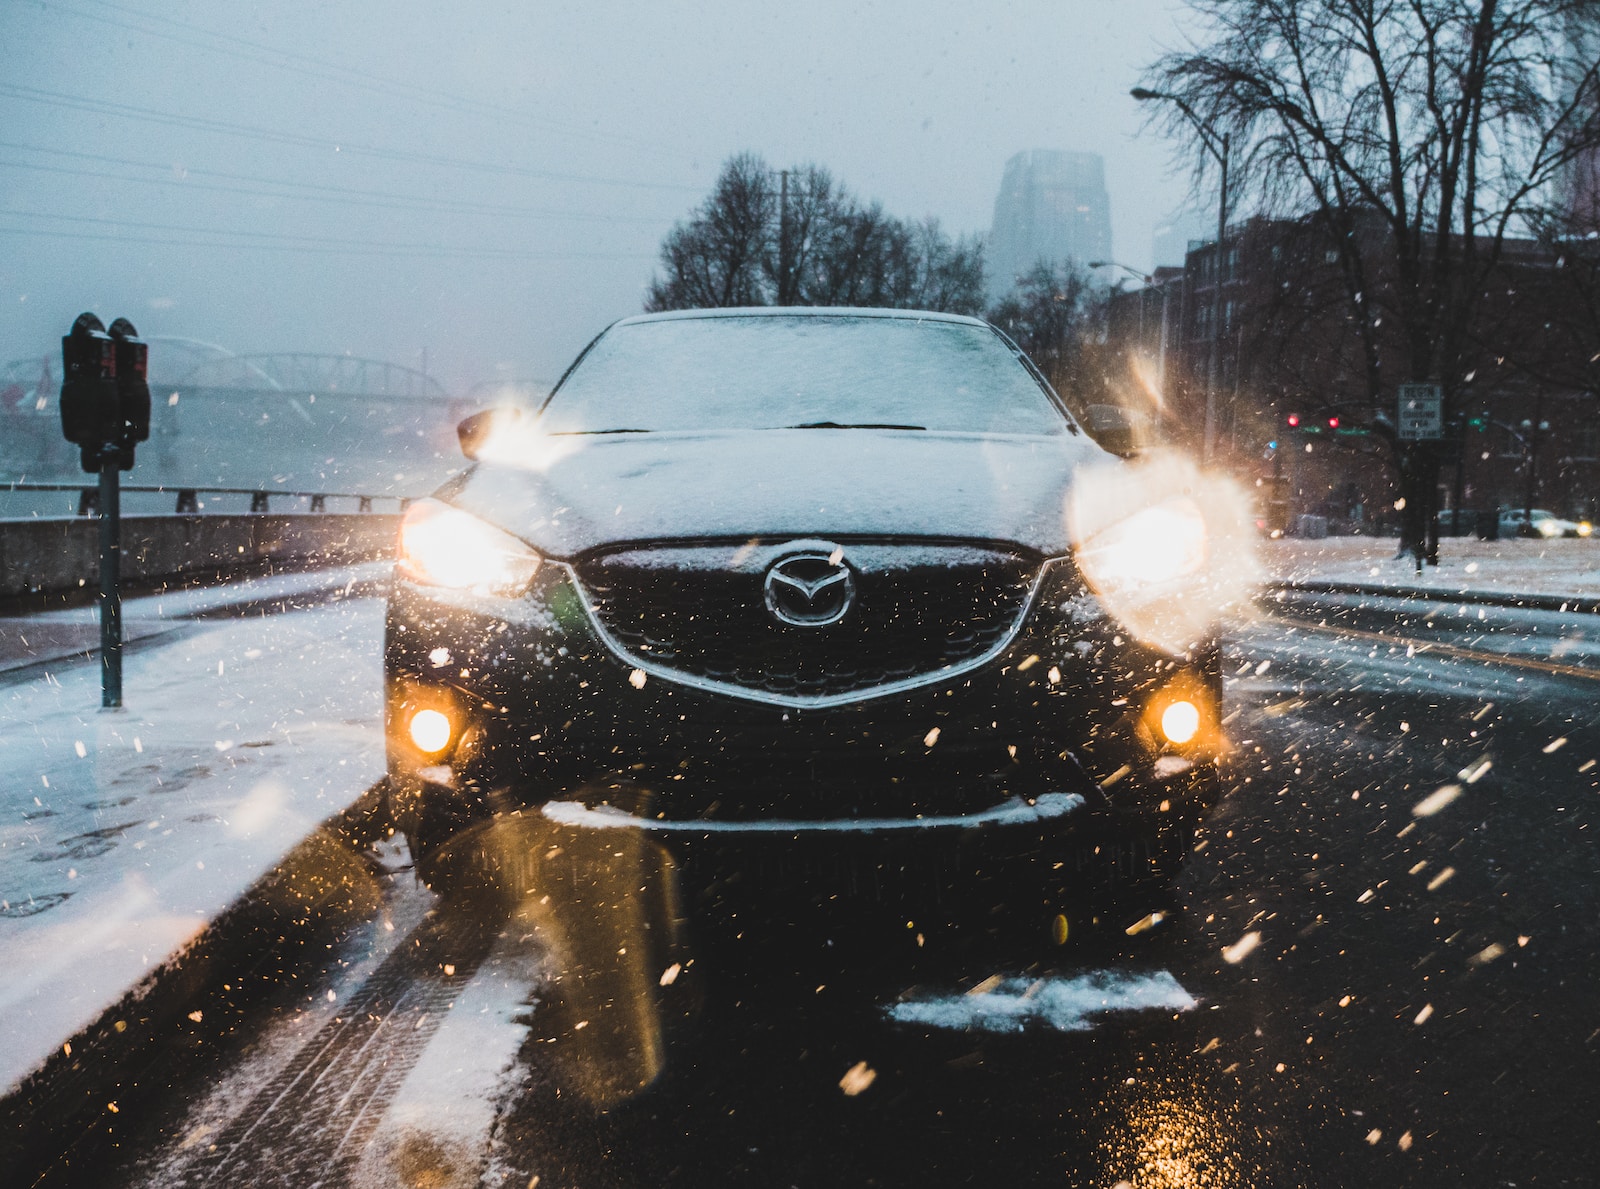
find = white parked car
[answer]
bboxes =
[1498,508,1592,538]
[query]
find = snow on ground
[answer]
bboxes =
[887,969,1197,1033]
[0,589,387,1094]
[0,562,390,674]
[1264,536,1600,600]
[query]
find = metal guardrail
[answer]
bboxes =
[2,481,408,517]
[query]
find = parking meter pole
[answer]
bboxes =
[98,449,122,708]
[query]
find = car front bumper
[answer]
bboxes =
[382,560,1223,909]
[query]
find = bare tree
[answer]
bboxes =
[901,217,988,315]
[987,262,1106,404]
[765,164,840,306]
[1141,0,1600,561]
[645,152,773,311]
[647,154,987,315]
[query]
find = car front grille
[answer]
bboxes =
[573,542,1041,701]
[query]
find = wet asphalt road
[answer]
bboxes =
[51,592,1600,1188]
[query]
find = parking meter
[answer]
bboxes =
[59,312,118,473]
[109,318,150,471]
[58,310,149,709]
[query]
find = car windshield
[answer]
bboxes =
[536,315,1068,435]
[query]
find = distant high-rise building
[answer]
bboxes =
[1561,7,1600,231]
[987,150,1112,299]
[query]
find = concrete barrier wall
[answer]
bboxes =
[0,513,399,599]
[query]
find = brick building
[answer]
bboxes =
[1103,215,1600,533]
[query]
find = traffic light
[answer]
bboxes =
[1327,416,1340,429]
[1468,415,1487,432]
[59,313,119,472]
[1286,413,1300,428]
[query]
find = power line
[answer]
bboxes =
[0,84,703,194]
[0,224,656,262]
[47,0,675,158]
[0,147,674,224]
[0,207,656,260]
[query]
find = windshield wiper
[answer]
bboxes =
[784,420,926,431]
[550,428,650,435]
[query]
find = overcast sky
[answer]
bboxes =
[0,0,1200,390]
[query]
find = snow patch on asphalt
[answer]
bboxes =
[541,791,1084,834]
[347,919,546,1189]
[887,969,1196,1033]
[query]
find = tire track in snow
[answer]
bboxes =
[181,895,505,1188]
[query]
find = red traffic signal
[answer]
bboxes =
[1286,413,1300,427]
[1328,416,1340,429]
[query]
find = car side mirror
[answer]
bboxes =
[1094,424,1138,457]
[457,406,530,460]
[1083,404,1142,458]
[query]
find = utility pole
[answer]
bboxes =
[1206,133,1230,466]
[778,169,791,306]
[1523,389,1547,527]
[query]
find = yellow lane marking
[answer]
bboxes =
[1283,620,1600,683]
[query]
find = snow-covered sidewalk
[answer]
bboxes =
[1263,536,1600,604]
[0,561,390,673]
[0,583,388,1095]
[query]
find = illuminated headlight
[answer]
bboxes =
[1160,700,1201,745]
[1580,522,1593,538]
[1537,519,1562,538]
[1067,451,1260,655]
[408,708,453,753]
[397,499,541,597]
[1075,498,1208,592]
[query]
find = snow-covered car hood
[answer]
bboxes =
[443,428,1105,559]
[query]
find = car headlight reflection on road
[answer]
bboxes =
[397,499,542,597]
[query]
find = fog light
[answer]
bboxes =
[408,708,453,754]
[1160,700,1201,745]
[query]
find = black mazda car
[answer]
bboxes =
[383,307,1245,944]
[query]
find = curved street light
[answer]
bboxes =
[1131,87,1231,465]
[1088,259,1157,345]
[1088,260,1154,285]
[1090,260,1176,424]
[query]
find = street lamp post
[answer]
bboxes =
[1089,261,1155,343]
[1131,87,1230,465]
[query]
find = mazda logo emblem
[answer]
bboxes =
[763,552,855,627]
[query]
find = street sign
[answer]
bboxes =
[1397,383,1443,441]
